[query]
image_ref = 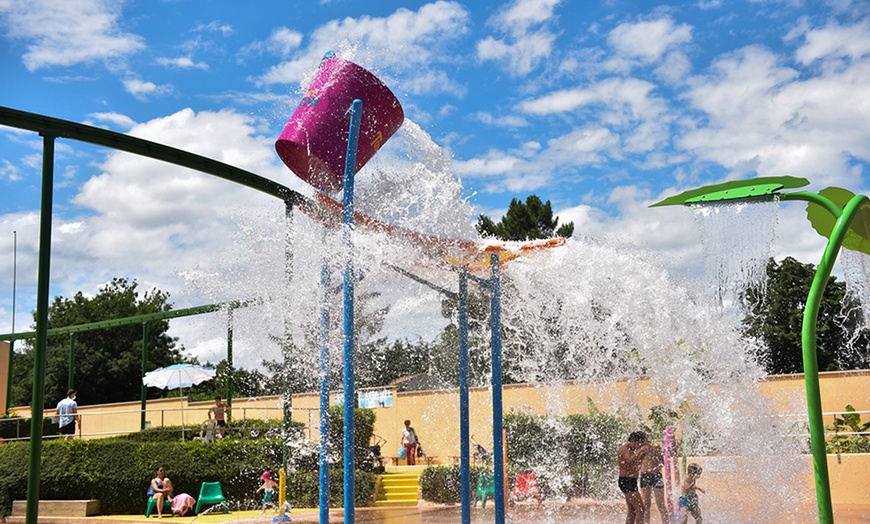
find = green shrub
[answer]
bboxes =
[0,436,375,517]
[564,405,625,498]
[326,406,377,471]
[420,465,490,504]
[825,405,870,454]
[119,417,305,443]
[285,469,376,508]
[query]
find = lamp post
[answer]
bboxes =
[652,175,870,524]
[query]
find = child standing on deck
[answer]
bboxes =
[678,463,705,523]
[256,471,278,513]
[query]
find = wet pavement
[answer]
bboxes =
[7,501,870,524]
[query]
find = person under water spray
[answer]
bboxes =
[640,439,671,524]
[677,463,705,523]
[618,431,651,524]
[256,471,278,513]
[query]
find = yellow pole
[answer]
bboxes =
[503,429,509,512]
[276,468,287,521]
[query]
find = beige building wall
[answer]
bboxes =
[294,371,870,466]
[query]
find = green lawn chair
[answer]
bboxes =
[145,497,171,518]
[474,473,495,508]
[195,481,229,514]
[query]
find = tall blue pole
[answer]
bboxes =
[319,254,331,523]
[458,269,471,524]
[342,99,363,523]
[490,253,506,524]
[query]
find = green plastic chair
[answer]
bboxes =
[145,497,171,518]
[474,473,495,508]
[195,481,228,514]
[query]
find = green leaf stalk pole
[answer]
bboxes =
[801,193,868,524]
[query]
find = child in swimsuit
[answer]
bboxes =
[256,471,278,513]
[678,463,704,523]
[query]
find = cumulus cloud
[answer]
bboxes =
[0,0,145,71]
[156,56,209,70]
[476,0,562,75]
[123,78,174,100]
[608,17,692,64]
[85,112,136,131]
[680,41,870,189]
[240,27,304,59]
[256,1,470,96]
[795,17,870,65]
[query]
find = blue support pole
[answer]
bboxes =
[490,253,506,524]
[342,99,363,524]
[458,268,471,524]
[319,254,332,524]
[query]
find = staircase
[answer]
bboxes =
[374,465,427,507]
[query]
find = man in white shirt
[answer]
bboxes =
[56,389,80,440]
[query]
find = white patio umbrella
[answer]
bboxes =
[143,363,216,439]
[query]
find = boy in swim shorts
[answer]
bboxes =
[678,463,704,523]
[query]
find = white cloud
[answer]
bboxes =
[156,56,210,70]
[475,111,529,128]
[795,18,870,65]
[256,1,470,95]
[86,112,137,130]
[452,150,524,177]
[476,0,561,75]
[492,0,562,33]
[608,17,692,64]
[0,159,21,181]
[123,78,173,100]
[191,21,233,35]
[240,27,303,59]
[0,0,145,71]
[680,42,870,189]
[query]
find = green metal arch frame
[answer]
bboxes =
[1,105,306,524]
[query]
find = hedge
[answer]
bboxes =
[0,436,375,517]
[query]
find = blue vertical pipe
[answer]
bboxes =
[226,308,233,421]
[25,133,55,524]
[319,255,332,524]
[489,253,506,524]
[458,268,471,524]
[342,99,363,523]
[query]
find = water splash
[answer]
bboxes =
[181,121,816,522]
[691,198,779,310]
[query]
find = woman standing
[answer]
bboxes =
[401,420,420,466]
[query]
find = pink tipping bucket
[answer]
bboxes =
[275,56,405,193]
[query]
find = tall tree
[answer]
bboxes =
[477,195,574,240]
[11,278,184,408]
[742,257,870,374]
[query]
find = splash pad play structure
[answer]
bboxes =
[3,50,867,524]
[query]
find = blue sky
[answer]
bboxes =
[1,0,869,362]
